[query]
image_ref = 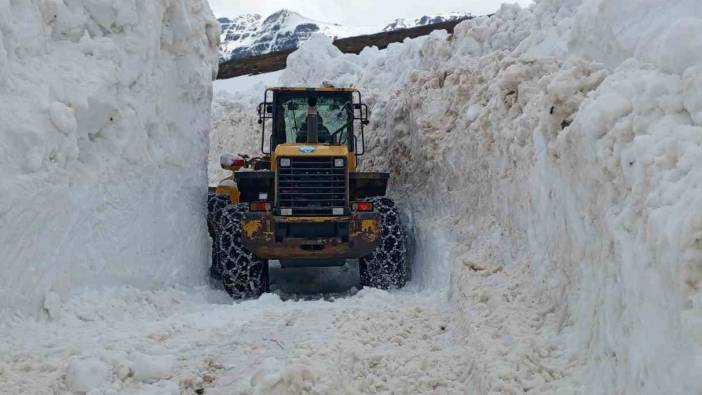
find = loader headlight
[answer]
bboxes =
[280,158,291,167]
[334,158,345,168]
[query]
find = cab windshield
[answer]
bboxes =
[275,92,354,146]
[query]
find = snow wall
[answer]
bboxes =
[0,1,219,318]
[211,0,702,393]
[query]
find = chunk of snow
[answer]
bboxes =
[65,357,112,394]
[49,101,77,136]
[132,353,175,382]
[42,291,62,320]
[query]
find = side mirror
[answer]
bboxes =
[220,153,246,171]
[258,103,273,115]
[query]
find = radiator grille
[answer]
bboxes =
[277,157,348,215]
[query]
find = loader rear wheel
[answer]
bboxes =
[217,203,269,299]
[360,197,410,289]
[207,191,231,280]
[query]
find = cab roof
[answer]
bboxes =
[267,87,358,93]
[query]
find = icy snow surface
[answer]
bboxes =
[1,285,477,394]
[0,1,219,317]
[3,0,702,393]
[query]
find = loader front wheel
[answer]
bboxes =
[217,203,269,299]
[359,197,410,289]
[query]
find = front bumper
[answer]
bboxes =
[241,213,381,260]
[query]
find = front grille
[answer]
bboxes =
[277,156,348,215]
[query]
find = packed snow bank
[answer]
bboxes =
[0,1,219,317]
[211,0,702,392]
[209,71,282,184]
[569,0,702,73]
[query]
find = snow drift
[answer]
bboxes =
[211,0,702,393]
[0,1,219,318]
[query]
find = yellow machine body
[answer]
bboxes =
[216,87,384,263]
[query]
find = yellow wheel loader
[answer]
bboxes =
[207,87,409,298]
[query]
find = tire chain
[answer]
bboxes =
[359,197,410,289]
[207,192,230,279]
[207,192,268,298]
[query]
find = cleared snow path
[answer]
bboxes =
[0,265,477,394]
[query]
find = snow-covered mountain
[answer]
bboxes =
[381,12,471,32]
[218,10,377,62]
[218,10,471,62]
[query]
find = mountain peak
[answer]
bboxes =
[382,13,471,32]
[263,9,298,23]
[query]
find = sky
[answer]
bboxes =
[208,0,533,26]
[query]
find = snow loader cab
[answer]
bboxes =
[207,87,410,299]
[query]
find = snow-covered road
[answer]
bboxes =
[0,265,475,394]
[1,260,577,394]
